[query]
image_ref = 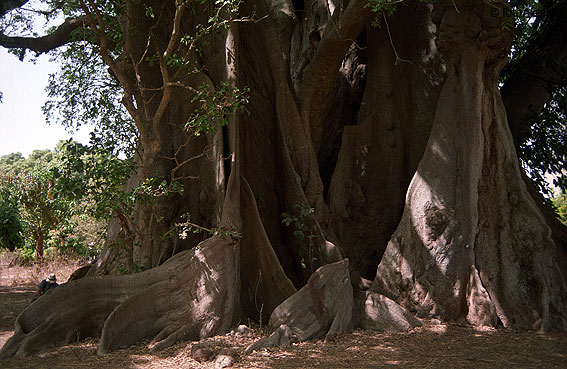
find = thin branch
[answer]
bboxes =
[172,174,201,181]
[164,0,187,59]
[382,11,411,65]
[167,81,199,94]
[79,2,126,92]
[79,0,148,143]
[19,2,65,17]
[170,152,207,181]
[147,1,188,145]
[150,37,171,139]
[180,219,214,234]
[133,36,154,120]
[229,13,268,23]
[451,0,460,14]
[169,4,263,82]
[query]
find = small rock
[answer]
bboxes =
[236,324,251,335]
[215,354,236,368]
[191,344,214,362]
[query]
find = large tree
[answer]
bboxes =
[1,0,567,358]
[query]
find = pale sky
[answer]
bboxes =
[0,48,91,158]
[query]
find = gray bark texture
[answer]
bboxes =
[0,236,239,358]
[370,1,567,330]
[1,0,567,359]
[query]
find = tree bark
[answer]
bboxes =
[327,2,443,278]
[0,16,88,56]
[2,0,567,359]
[372,1,567,330]
[0,236,239,358]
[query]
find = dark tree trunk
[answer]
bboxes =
[327,3,443,279]
[2,0,567,358]
[33,229,44,260]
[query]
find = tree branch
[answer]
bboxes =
[149,1,188,154]
[0,0,28,18]
[78,0,148,144]
[0,16,88,55]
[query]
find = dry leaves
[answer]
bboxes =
[1,261,567,368]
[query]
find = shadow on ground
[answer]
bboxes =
[1,281,567,368]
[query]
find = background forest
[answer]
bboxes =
[0,141,131,263]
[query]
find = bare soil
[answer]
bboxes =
[1,259,567,368]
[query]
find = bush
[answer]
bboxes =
[0,199,24,251]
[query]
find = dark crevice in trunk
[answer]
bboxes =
[319,31,367,198]
[291,0,304,18]
[222,124,231,193]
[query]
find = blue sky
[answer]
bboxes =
[0,48,91,158]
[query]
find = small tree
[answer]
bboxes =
[15,167,70,259]
[0,142,131,260]
[0,197,24,252]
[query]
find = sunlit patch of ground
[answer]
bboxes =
[1,260,567,368]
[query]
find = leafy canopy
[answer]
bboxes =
[503,0,567,196]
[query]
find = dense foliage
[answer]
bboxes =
[43,42,138,158]
[503,0,567,197]
[554,192,567,225]
[0,141,130,260]
[0,196,24,251]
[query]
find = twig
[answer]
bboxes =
[254,269,264,327]
[382,11,411,65]
[452,0,460,14]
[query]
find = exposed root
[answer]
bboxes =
[0,236,239,358]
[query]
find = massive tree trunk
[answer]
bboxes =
[371,2,567,330]
[327,3,443,279]
[2,0,567,358]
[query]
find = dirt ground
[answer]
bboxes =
[1,261,567,368]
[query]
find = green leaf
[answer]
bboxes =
[144,5,155,18]
[293,230,305,240]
